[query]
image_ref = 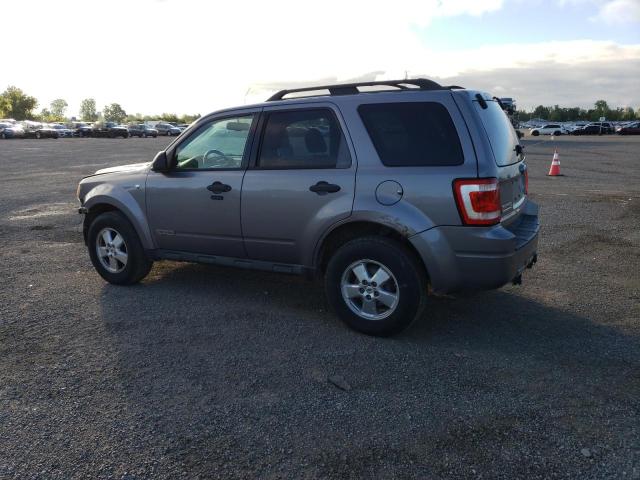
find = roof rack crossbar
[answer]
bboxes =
[267,78,447,101]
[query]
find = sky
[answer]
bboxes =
[2,0,639,117]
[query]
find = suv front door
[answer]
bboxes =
[146,111,258,257]
[241,104,356,266]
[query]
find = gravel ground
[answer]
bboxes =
[0,135,638,479]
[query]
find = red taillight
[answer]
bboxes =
[453,178,501,226]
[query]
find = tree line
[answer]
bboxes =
[516,100,639,122]
[0,86,200,125]
[3,85,639,125]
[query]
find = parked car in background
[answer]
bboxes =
[91,122,129,138]
[76,78,538,336]
[155,122,182,136]
[568,122,589,132]
[0,122,25,139]
[72,122,94,137]
[128,124,159,138]
[22,122,59,139]
[616,121,640,135]
[529,124,565,136]
[52,124,74,137]
[589,122,614,134]
[572,125,603,135]
[177,123,191,130]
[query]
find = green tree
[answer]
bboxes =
[38,108,53,122]
[179,113,200,124]
[594,100,610,119]
[532,105,550,120]
[103,103,127,123]
[50,98,68,121]
[0,86,38,120]
[80,98,98,121]
[160,112,179,123]
[0,96,11,118]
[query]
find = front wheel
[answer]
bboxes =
[325,237,427,336]
[87,211,153,285]
[531,130,539,136]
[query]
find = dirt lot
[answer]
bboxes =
[0,135,639,479]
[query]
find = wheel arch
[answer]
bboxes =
[82,192,154,249]
[314,220,429,281]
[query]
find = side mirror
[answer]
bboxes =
[152,150,170,172]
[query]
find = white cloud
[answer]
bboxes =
[0,0,638,115]
[597,0,640,23]
[558,0,640,24]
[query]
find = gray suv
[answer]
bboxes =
[77,79,539,336]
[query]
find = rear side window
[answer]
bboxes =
[358,102,464,167]
[258,109,351,169]
[473,99,520,167]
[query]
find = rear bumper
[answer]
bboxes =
[410,200,539,294]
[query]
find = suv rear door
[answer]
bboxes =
[241,104,356,266]
[470,95,526,223]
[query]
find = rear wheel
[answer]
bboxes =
[554,131,561,136]
[532,130,539,136]
[87,211,153,285]
[325,236,427,336]
[35,131,41,139]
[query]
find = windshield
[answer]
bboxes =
[474,98,520,167]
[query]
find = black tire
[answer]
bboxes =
[554,131,561,136]
[325,236,427,336]
[87,211,153,285]
[531,130,539,136]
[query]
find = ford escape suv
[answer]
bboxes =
[77,78,539,336]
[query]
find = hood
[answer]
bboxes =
[94,162,151,175]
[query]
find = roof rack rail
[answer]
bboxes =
[266,78,457,101]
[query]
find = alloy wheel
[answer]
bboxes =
[95,227,128,273]
[340,259,399,320]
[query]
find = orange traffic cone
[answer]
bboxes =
[547,149,562,176]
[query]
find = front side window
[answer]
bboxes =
[175,115,255,170]
[358,102,464,167]
[258,109,351,169]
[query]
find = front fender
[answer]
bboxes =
[83,184,154,249]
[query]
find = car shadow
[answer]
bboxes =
[96,261,640,477]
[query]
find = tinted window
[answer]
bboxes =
[258,109,351,169]
[175,115,254,170]
[358,102,463,167]
[473,99,520,167]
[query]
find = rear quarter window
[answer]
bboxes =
[358,102,464,167]
[473,99,520,167]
